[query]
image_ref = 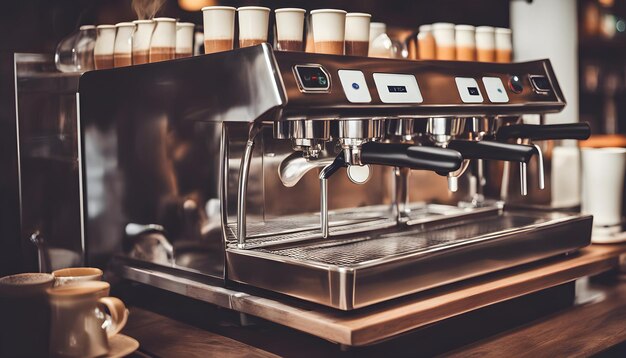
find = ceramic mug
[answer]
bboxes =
[48,281,128,358]
[0,273,54,357]
[52,267,103,287]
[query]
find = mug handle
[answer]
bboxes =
[98,297,129,338]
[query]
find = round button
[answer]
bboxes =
[508,75,523,94]
[352,82,360,90]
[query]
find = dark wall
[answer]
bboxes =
[0,0,508,275]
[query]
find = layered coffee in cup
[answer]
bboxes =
[149,17,176,63]
[311,9,347,55]
[417,24,435,60]
[132,19,155,65]
[52,267,103,287]
[0,273,54,357]
[476,26,496,62]
[275,8,306,51]
[455,24,476,61]
[238,6,270,48]
[176,22,195,58]
[94,25,116,69]
[202,6,236,54]
[113,22,134,67]
[495,27,512,63]
[432,22,456,60]
[344,12,371,56]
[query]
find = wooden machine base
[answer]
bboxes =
[118,244,626,346]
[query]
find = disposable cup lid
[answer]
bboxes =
[346,12,372,18]
[202,6,236,11]
[237,6,270,12]
[310,9,348,15]
[275,8,306,13]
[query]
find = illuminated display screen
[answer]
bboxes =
[387,85,407,93]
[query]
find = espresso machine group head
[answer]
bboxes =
[79,44,592,310]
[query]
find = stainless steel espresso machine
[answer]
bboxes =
[78,44,592,311]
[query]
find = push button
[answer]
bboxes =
[482,77,509,103]
[338,70,371,103]
[508,75,524,94]
[455,77,484,103]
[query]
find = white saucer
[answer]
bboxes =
[591,226,626,244]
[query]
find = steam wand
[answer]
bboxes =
[319,155,348,238]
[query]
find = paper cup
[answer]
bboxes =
[132,20,155,65]
[311,9,347,55]
[476,26,496,62]
[202,6,236,54]
[581,147,626,227]
[344,13,371,56]
[237,6,270,47]
[275,8,305,51]
[495,27,512,63]
[417,24,435,60]
[94,25,116,69]
[113,22,134,67]
[149,17,176,62]
[432,22,455,60]
[176,22,195,58]
[455,24,476,61]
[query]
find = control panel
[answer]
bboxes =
[338,70,371,103]
[288,58,562,111]
[294,65,331,92]
[482,77,509,103]
[372,73,423,103]
[455,77,484,103]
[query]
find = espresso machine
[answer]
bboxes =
[78,44,591,310]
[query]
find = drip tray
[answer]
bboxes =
[226,209,592,310]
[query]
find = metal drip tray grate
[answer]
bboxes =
[226,216,395,249]
[254,214,542,266]
[225,206,398,249]
[226,210,593,310]
[226,204,495,249]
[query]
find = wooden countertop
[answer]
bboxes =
[446,276,626,358]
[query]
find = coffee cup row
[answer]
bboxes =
[417,23,512,63]
[93,18,195,70]
[202,6,371,56]
[0,268,129,357]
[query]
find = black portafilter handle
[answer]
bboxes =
[446,140,537,163]
[495,122,591,141]
[361,142,463,173]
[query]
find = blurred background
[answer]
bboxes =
[1,0,624,275]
